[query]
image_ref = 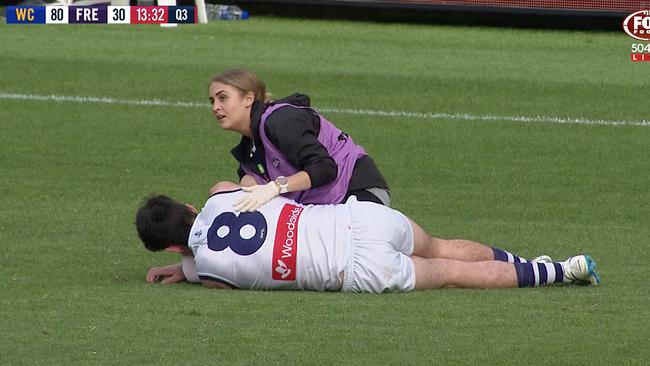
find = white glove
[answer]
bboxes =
[233,182,280,212]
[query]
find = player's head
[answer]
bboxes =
[135,195,197,252]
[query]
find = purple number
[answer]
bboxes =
[207,212,267,256]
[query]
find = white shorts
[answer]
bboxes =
[341,198,416,293]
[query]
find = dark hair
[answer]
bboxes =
[135,195,197,252]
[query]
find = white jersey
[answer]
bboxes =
[187,189,351,291]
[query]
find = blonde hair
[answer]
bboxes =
[209,69,273,103]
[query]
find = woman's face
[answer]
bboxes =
[209,82,254,136]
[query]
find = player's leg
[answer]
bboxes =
[410,254,600,290]
[411,256,517,289]
[408,218,535,263]
[409,219,492,261]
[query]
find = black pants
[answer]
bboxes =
[343,188,389,206]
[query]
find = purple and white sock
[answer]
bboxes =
[514,262,565,287]
[492,247,530,263]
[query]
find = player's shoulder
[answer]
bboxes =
[198,187,242,218]
[208,181,241,196]
[206,187,242,205]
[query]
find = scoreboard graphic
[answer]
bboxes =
[5,6,197,24]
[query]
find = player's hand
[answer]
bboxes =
[233,182,280,212]
[146,263,186,284]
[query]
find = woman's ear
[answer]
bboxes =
[244,91,255,108]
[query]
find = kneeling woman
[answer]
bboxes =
[208,68,390,211]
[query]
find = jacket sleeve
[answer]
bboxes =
[237,165,246,179]
[265,107,338,188]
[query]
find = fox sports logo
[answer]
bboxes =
[624,10,650,41]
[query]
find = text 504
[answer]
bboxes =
[631,44,650,53]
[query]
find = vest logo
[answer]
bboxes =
[193,229,202,238]
[271,204,303,281]
[274,259,291,279]
[623,10,650,41]
[272,158,280,167]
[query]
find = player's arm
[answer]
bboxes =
[201,279,234,289]
[236,165,258,187]
[147,263,186,284]
[239,174,257,187]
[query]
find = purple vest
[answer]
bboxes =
[242,103,366,204]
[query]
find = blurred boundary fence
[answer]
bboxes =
[212,0,643,30]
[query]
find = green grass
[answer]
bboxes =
[1,17,649,365]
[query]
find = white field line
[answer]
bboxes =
[1,92,649,127]
[316,107,650,127]
[0,93,207,108]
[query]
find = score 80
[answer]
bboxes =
[45,6,68,24]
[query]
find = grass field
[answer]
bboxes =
[1,14,649,365]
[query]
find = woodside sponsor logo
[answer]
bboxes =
[623,10,650,41]
[272,204,303,281]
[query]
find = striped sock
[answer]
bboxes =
[492,247,530,263]
[514,262,565,287]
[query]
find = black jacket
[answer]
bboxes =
[231,93,388,193]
